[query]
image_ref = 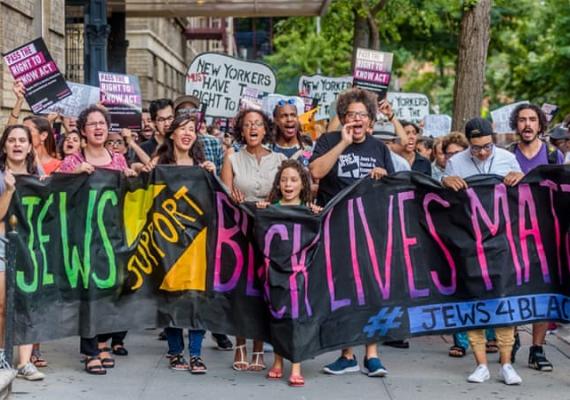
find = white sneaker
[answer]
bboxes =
[500,363,522,385]
[467,364,490,383]
[16,362,45,381]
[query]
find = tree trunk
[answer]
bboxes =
[352,9,370,70]
[367,13,381,50]
[451,0,492,132]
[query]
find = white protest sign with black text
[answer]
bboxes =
[298,75,353,121]
[185,52,277,118]
[491,101,529,133]
[423,114,452,137]
[387,92,430,123]
[44,82,100,118]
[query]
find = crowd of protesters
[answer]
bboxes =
[0,77,568,387]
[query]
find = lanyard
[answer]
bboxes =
[471,154,495,175]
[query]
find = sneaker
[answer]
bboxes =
[16,363,45,381]
[323,355,360,375]
[500,363,522,385]
[212,334,233,351]
[467,364,490,383]
[528,345,553,371]
[362,356,387,377]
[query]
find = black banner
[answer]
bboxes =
[11,166,570,362]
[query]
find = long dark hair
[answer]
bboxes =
[267,159,312,204]
[0,125,39,174]
[155,114,205,165]
[23,116,58,158]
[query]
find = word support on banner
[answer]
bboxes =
[185,52,277,118]
[298,75,353,121]
[10,166,570,363]
[2,38,71,113]
[99,72,142,132]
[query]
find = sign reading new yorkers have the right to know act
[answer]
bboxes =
[2,37,71,114]
[185,52,277,118]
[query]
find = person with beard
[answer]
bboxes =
[548,126,570,156]
[400,121,432,176]
[507,103,563,372]
[310,88,394,377]
[442,117,523,385]
[140,108,155,142]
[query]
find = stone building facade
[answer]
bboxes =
[0,0,66,119]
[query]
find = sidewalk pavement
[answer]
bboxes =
[10,325,570,400]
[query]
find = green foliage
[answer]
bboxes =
[266,0,570,119]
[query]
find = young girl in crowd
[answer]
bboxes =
[145,114,215,374]
[256,159,322,387]
[0,125,45,381]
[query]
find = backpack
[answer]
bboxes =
[508,140,559,164]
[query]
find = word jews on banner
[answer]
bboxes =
[11,166,570,362]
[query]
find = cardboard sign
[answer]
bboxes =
[99,72,142,132]
[185,52,277,118]
[491,101,529,133]
[298,75,353,121]
[423,114,452,137]
[3,38,71,114]
[387,92,430,123]
[44,82,100,118]
[353,48,393,98]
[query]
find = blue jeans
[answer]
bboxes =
[165,327,205,357]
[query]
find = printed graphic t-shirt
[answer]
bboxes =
[310,131,394,205]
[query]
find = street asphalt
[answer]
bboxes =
[9,325,570,400]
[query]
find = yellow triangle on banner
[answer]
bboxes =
[160,227,208,292]
[124,184,166,247]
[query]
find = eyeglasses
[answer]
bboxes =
[105,139,125,147]
[156,115,174,124]
[470,143,494,154]
[85,121,107,128]
[345,111,369,120]
[277,98,296,107]
[243,121,264,129]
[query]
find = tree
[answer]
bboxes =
[451,0,492,131]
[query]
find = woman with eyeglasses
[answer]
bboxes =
[220,109,286,372]
[104,129,150,172]
[59,105,136,375]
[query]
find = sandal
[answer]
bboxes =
[189,356,207,374]
[248,352,266,372]
[448,345,466,358]
[232,344,249,371]
[266,366,283,379]
[288,374,305,387]
[84,356,107,375]
[99,347,115,368]
[30,350,48,368]
[112,345,128,356]
[486,340,499,354]
[169,354,189,371]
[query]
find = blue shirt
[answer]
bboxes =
[444,147,521,179]
[199,134,223,176]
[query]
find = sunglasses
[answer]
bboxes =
[277,98,296,107]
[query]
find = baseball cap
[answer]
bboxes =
[549,126,570,140]
[465,117,493,139]
[174,95,200,111]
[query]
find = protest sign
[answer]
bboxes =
[11,167,570,363]
[423,114,452,137]
[44,82,100,118]
[491,101,528,133]
[3,38,71,113]
[239,87,263,111]
[542,103,559,124]
[353,48,393,99]
[185,52,277,118]
[387,92,430,123]
[99,72,142,132]
[298,75,353,121]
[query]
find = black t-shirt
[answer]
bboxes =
[310,131,395,205]
[137,136,160,162]
[411,152,432,176]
